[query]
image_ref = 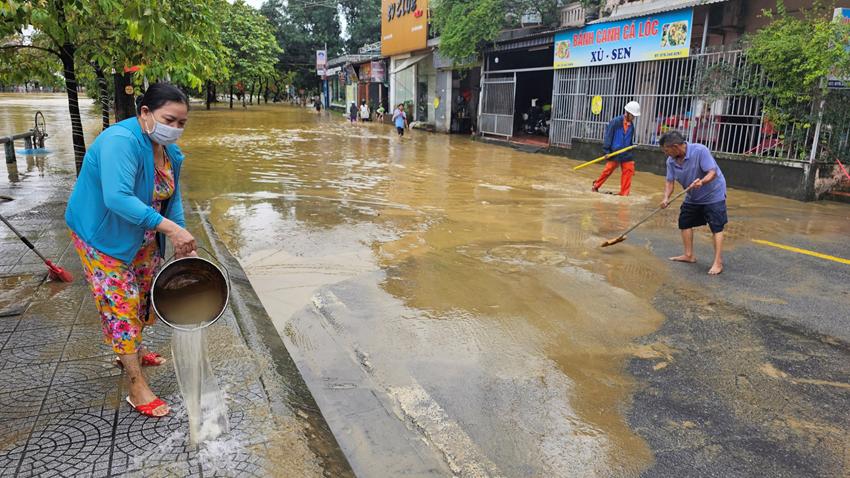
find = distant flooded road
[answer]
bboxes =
[4,96,847,477]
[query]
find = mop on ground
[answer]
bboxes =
[600,186,692,248]
[0,212,73,282]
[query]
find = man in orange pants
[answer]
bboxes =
[592,101,640,196]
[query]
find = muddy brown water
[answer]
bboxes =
[175,104,849,477]
[152,259,227,328]
[4,96,849,476]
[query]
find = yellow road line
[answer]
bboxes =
[751,239,850,266]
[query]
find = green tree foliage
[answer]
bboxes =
[745,2,850,163]
[0,33,63,89]
[221,0,281,106]
[0,0,233,170]
[0,0,129,172]
[431,0,565,63]
[746,2,850,123]
[339,0,381,53]
[261,0,342,90]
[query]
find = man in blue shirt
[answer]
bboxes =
[660,131,728,275]
[593,101,640,195]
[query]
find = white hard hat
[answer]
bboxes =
[624,101,641,117]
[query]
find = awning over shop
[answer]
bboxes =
[391,53,429,74]
[590,0,731,23]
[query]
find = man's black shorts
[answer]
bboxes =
[679,200,727,233]
[396,126,404,136]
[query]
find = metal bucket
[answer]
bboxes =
[150,248,230,331]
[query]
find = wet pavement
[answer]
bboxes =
[1,95,849,477]
[0,95,351,477]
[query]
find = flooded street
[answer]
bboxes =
[3,95,849,477]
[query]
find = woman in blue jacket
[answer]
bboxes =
[65,83,196,417]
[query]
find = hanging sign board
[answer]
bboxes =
[316,50,327,76]
[554,8,694,69]
[381,0,429,56]
[370,61,386,83]
[360,62,372,82]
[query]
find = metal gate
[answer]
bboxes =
[480,73,515,137]
[546,50,831,161]
[549,69,583,147]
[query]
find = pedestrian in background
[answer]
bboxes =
[659,130,728,276]
[65,83,198,418]
[349,102,358,123]
[376,104,386,122]
[593,101,641,196]
[359,100,371,122]
[392,103,408,137]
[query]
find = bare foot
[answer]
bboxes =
[708,263,723,275]
[669,255,697,263]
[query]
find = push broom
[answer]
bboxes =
[0,212,74,282]
[600,186,692,248]
[572,145,636,171]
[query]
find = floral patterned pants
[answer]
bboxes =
[72,231,162,354]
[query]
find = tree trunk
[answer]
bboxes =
[249,81,255,105]
[229,82,234,109]
[263,79,269,104]
[205,80,213,110]
[113,72,135,121]
[59,44,86,175]
[93,65,110,131]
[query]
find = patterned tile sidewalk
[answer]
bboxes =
[0,164,351,477]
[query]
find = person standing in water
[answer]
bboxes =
[659,130,728,275]
[593,101,641,196]
[359,100,371,122]
[392,103,408,137]
[376,103,386,122]
[65,83,197,418]
[349,102,358,123]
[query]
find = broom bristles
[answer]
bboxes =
[45,261,74,283]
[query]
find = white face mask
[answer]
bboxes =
[144,113,183,145]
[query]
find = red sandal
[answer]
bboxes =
[114,351,167,369]
[126,396,170,417]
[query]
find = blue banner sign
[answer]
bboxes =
[554,9,694,69]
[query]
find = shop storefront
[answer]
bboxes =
[434,51,480,134]
[383,0,439,129]
[479,34,555,142]
[325,66,345,110]
[548,7,698,148]
[324,54,384,112]
[355,59,390,120]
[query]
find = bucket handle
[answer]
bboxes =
[162,246,231,296]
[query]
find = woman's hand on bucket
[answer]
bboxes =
[157,218,197,258]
